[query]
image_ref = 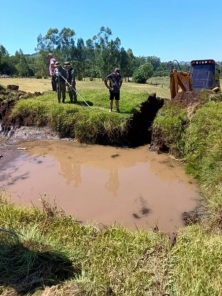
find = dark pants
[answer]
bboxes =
[51,76,57,91]
[67,84,77,103]
[57,82,66,103]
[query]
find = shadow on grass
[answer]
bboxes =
[0,232,81,295]
[80,100,93,106]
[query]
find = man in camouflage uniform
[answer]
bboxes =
[64,62,77,103]
[54,62,67,103]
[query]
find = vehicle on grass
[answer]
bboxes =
[170,59,220,99]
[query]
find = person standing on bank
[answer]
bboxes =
[104,68,123,112]
[54,62,67,103]
[64,62,77,103]
[48,53,57,91]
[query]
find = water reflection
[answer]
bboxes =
[0,140,200,232]
[105,168,119,196]
[59,154,81,187]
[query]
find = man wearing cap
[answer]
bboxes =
[64,62,77,103]
[48,53,57,91]
[54,62,67,103]
[104,68,123,112]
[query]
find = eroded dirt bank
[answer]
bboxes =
[0,85,165,147]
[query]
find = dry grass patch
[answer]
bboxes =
[0,77,172,98]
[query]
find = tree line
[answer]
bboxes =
[0,26,212,83]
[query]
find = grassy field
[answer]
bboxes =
[0,76,221,99]
[0,76,172,99]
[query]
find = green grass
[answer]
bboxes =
[152,92,222,212]
[152,102,187,157]
[8,92,129,143]
[0,76,172,99]
[2,78,222,294]
[169,225,222,296]
[6,84,154,145]
[182,100,222,217]
[149,89,222,295]
[0,196,170,295]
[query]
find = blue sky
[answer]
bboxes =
[1,0,222,62]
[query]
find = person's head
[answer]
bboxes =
[54,61,61,69]
[64,61,72,69]
[114,68,120,75]
[48,53,53,59]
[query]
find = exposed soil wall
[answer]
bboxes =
[124,93,164,147]
[0,87,165,147]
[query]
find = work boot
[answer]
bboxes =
[117,109,120,113]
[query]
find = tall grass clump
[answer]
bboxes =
[152,102,187,157]
[75,110,127,144]
[183,101,222,212]
[184,101,222,177]
[169,225,222,296]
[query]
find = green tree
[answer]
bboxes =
[85,38,97,79]
[125,49,136,81]
[34,50,49,78]
[119,48,129,80]
[36,28,76,62]
[93,27,121,78]
[58,27,76,61]
[0,45,9,62]
[0,45,14,75]
[134,56,146,68]
[15,50,30,77]
[147,56,161,71]
[133,62,153,83]
[74,38,86,80]
[154,62,169,77]
[35,28,77,78]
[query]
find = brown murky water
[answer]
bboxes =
[0,140,199,232]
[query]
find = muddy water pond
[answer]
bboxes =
[0,140,200,233]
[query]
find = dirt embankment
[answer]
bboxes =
[0,85,45,170]
[0,84,208,154]
[0,84,42,128]
[0,85,166,147]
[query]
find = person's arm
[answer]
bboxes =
[119,76,123,88]
[71,69,76,85]
[104,75,111,89]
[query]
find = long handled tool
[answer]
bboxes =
[60,74,92,108]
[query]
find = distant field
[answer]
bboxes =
[0,77,172,99]
[1,77,222,101]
